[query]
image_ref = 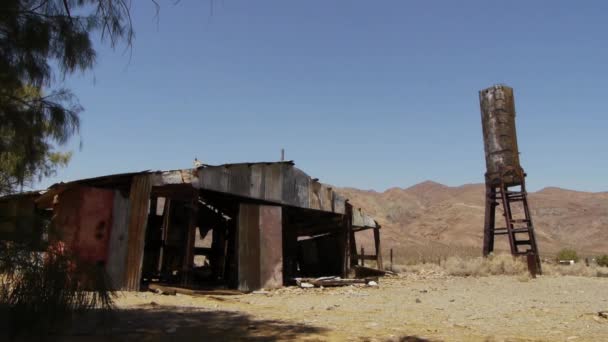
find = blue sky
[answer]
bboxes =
[44,0,608,192]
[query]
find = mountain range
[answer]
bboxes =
[337,182,608,260]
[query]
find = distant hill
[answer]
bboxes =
[337,182,608,261]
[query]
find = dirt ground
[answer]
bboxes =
[65,273,608,342]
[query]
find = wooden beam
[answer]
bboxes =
[181,193,199,286]
[374,227,383,270]
[342,203,353,277]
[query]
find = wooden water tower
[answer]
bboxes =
[479,84,541,274]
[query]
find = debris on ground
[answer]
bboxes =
[148,284,244,296]
[295,276,379,288]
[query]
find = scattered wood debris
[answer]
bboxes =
[599,311,608,319]
[295,276,379,288]
[148,284,244,296]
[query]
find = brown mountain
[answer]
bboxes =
[337,182,608,259]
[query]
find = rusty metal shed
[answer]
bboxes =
[0,161,381,292]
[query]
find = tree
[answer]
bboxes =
[1,86,72,193]
[0,2,160,336]
[0,0,138,194]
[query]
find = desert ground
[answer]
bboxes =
[64,271,608,342]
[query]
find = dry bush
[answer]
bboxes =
[390,263,444,275]
[442,254,528,277]
[392,252,608,278]
[386,244,479,266]
[543,262,608,277]
[0,242,115,338]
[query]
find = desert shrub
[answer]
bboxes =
[442,254,527,277]
[392,262,443,275]
[542,261,608,277]
[596,255,608,267]
[556,248,579,262]
[0,241,115,338]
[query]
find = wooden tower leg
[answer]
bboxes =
[483,184,496,256]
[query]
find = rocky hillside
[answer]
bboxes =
[337,182,608,260]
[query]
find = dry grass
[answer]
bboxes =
[442,254,528,276]
[543,262,608,277]
[385,244,480,266]
[391,253,608,278]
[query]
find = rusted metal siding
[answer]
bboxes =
[237,204,260,292]
[259,205,283,289]
[237,204,283,291]
[52,186,114,264]
[352,208,378,228]
[263,163,283,202]
[479,85,523,185]
[106,191,130,289]
[282,166,309,208]
[195,163,346,215]
[123,175,152,291]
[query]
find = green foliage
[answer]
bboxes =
[556,248,579,262]
[0,0,136,194]
[596,255,608,267]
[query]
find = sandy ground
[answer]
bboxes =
[64,273,608,342]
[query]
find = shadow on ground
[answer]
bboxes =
[394,336,438,342]
[58,304,328,341]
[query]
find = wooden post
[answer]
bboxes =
[526,251,538,278]
[361,246,365,267]
[157,199,171,274]
[342,203,353,278]
[373,227,383,270]
[390,248,393,272]
[482,184,496,256]
[181,193,198,286]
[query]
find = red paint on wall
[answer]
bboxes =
[53,186,115,263]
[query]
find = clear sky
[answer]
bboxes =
[42,0,608,192]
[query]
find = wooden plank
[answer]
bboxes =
[124,175,152,291]
[259,205,282,289]
[106,191,130,289]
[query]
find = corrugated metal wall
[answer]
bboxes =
[123,175,152,291]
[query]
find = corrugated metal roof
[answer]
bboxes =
[0,162,379,228]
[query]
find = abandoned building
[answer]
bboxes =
[0,161,382,292]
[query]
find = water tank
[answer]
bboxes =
[479,85,523,186]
